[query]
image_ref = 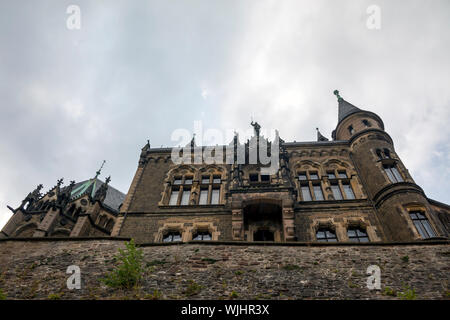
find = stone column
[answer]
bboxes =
[282,207,295,241]
[231,209,244,240]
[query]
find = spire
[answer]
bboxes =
[334,90,362,122]
[316,128,329,142]
[95,160,106,178]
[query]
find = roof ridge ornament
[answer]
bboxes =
[333,89,343,101]
[95,160,106,178]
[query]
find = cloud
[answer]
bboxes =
[0,0,449,229]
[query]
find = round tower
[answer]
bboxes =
[332,90,445,241]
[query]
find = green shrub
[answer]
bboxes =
[382,287,396,297]
[48,293,62,300]
[0,288,6,300]
[230,290,239,299]
[282,264,302,271]
[401,256,409,263]
[184,280,203,296]
[101,239,145,289]
[397,284,416,300]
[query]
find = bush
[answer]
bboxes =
[397,284,416,300]
[0,289,6,300]
[101,239,145,289]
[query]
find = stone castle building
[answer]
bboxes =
[2,91,449,244]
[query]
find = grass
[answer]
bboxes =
[282,264,302,271]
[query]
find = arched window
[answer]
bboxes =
[168,174,193,206]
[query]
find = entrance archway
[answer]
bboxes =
[243,202,283,242]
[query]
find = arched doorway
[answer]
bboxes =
[243,202,283,242]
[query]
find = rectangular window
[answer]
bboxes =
[342,183,355,199]
[410,211,436,239]
[169,190,179,205]
[201,176,210,184]
[199,189,208,205]
[327,171,336,179]
[249,174,259,182]
[184,177,193,185]
[180,189,191,205]
[298,172,307,181]
[173,177,182,185]
[391,166,403,182]
[338,171,347,178]
[211,188,220,204]
[313,184,324,201]
[261,174,270,182]
[331,184,343,200]
[309,172,319,180]
[384,165,403,183]
[213,176,221,184]
[301,186,312,201]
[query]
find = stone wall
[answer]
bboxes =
[0,238,449,300]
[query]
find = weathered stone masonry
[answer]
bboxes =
[0,239,448,300]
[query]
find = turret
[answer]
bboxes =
[331,90,446,241]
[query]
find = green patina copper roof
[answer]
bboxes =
[70,177,98,199]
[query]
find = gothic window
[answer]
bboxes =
[327,169,356,200]
[409,211,436,239]
[331,183,343,200]
[298,170,324,201]
[316,228,338,242]
[169,190,179,205]
[383,164,403,183]
[180,189,191,205]
[313,184,324,200]
[198,173,223,205]
[347,227,369,242]
[193,231,212,241]
[301,185,312,201]
[342,182,355,199]
[163,231,182,242]
[211,188,220,205]
[199,189,208,205]
[168,174,193,206]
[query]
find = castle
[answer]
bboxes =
[2,91,449,243]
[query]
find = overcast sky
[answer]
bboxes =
[0,0,449,229]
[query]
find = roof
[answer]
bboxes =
[68,178,125,212]
[338,98,362,123]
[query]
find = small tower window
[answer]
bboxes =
[301,185,312,201]
[313,184,324,201]
[362,119,371,127]
[383,164,403,183]
[342,182,355,199]
[169,189,179,205]
[348,125,355,135]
